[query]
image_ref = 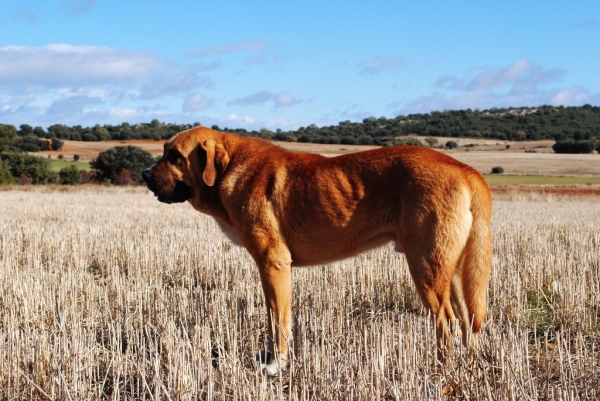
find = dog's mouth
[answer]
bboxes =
[147,181,191,204]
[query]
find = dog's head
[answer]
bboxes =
[143,127,230,204]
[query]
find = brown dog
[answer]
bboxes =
[143,126,493,375]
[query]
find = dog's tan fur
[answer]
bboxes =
[143,126,493,373]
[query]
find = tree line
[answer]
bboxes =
[1,104,600,185]
[1,105,600,152]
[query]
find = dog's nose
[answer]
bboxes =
[142,168,152,182]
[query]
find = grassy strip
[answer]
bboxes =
[483,174,600,186]
[49,160,92,172]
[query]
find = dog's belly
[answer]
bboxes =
[287,229,397,266]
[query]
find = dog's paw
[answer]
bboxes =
[255,350,288,376]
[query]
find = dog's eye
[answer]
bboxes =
[167,151,182,165]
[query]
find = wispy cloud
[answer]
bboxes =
[190,40,267,58]
[182,93,215,113]
[14,4,38,22]
[227,91,273,106]
[434,59,565,92]
[575,18,598,29]
[397,59,596,115]
[0,44,162,86]
[227,91,302,108]
[62,0,97,14]
[357,55,407,75]
[138,70,201,100]
[46,95,103,118]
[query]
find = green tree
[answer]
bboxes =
[18,124,33,136]
[0,153,58,184]
[33,126,46,138]
[90,146,155,185]
[47,124,71,139]
[93,125,110,141]
[59,165,81,185]
[14,135,42,152]
[0,124,17,152]
[51,137,64,151]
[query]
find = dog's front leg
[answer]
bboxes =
[254,248,293,376]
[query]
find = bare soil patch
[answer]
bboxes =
[40,139,165,161]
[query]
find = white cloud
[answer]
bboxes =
[274,91,301,108]
[0,44,162,86]
[464,59,565,91]
[183,93,215,112]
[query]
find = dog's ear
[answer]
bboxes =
[199,139,230,186]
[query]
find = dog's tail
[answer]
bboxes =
[458,175,493,333]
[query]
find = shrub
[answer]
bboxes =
[81,171,97,184]
[18,172,32,185]
[392,138,425,147]
[113,169,135,186]
[491,166,504,174]
[552,140,595,154]
[424,137,438,147]
[0,159,15,185]
[59,165,81,185]
[90,146,155,185]
[73,154,80,162]
[58,154,64,160]
[0,152,58,184]
[445,140,458,149]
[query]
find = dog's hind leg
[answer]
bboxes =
[399,188,474,362]
[403,254,458,362]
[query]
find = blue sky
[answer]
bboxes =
[1,0,599,131]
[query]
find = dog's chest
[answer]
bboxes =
[216,221,244,246]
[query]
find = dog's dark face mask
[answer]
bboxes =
[143,146,191,204]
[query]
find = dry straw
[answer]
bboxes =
[0,186,598,400]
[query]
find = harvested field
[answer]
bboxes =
[1,186,598,399]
